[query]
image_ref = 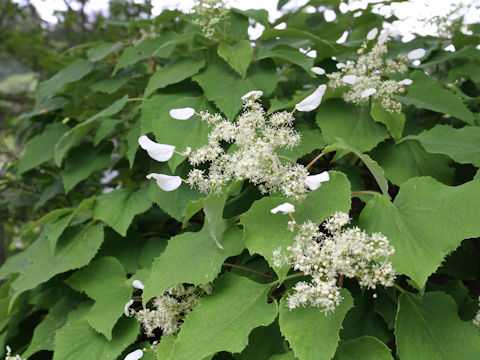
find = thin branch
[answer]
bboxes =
[222,262,273,279]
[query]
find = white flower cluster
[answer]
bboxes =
[132,283,212,337]
[473,297,480,330]
[273,211,396,314]
[326,28,419,113]
[191,0,229,39]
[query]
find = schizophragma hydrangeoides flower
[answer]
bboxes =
[273,211,396,314]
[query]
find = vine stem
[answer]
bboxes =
[127,97,143,102]
[305,152,325,170]
[222,263,273,279]
[394,283,407,293]
[269,272,304,287]
[351,190,381,197]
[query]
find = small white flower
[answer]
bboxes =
[241,90,263,100]
[138,135,175,162]
[124,349,144,360]
[169,107,195,120]
[295,85,327,112]
[311,67,325,75]
[6,345,11,354]
[408,48,426,60]
[378,29,389,44]
[399,78,413,85]
[336,62,345,69]
[361,88,377,98]
[132,280,145,290]
[366,28,378,40]
[271,203,295,214]
[342,75,359,85]
[124,299,134,316]
[146,173,182,191]
[305,171,330,190]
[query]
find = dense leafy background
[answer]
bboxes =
[1,0,480,359]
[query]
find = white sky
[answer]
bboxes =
[13,0,480,41]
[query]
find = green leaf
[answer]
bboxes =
[169,273,278,360]
[316,100,388,153]
[91,72,130,94]
[268,352,295,360]
[62,141,113,193]
[324,140,390,199]
[36,59,94,102]
[193,60,277,119]
[87,42,123,61]
[65,257,132,340]
[360,177,480,288]
[276,124,325,161]
[370,140,455,186]
[334,336,393,360]
[279,289,353,360]
[93,186,153,236]
[8,223,104,309]
[113,32,179,75]
[406,125,480,167]
[395,292,480,360]
[241,171,351,281]
[18,123,69,174]
[53,302,140,360]
[237,321,287,360]
[144,58,205,97]
[93,118,121,146]
[370,102,405,141]
[256,47,314,74]
[156,335,178,360]
[127,119,142,168]
[204,190,230,249]
[400,71,475,125]
[232,8,270,28]
[142,222,244,305]
[217,40,253,79]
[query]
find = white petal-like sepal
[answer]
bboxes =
[378,30,389,44]
[146,173,182,191]
[399,78,413,85]
[138,136,175,162]
[271,203,295,214]
[132,280,145,290]
[367,28,378,40]
[408,48,426,60]
[336,62,345,69]
[295,85,327,112]
[311,67,325,75]
[169,107,195,120]
[361,88,377,98]
[125,349,144,360]
[306,171,330,190]
[124,299,134,316]
[241,90,263,100]
[342,75,359,85]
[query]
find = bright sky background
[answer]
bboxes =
[13,0,480,42]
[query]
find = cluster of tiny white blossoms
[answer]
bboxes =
[326,28,425,113]
[191,0,229,39]
[4,346,23,360]
[473,297,480,330]
[126,283,212,337]
[273,210,396,314]
[139,87,329,200]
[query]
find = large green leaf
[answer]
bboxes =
[360,177,480,288]
[395,292,480,359]
[18,123,69,174]
[8,223,104,309]
[36,59,94,102]
[240,171,351,281]
[256,47,314,74]
[193,60,277,119]
[400,71,475,125]
[169,273,278,360]
[334,336,393,360]
[406,124,480,167]
[144,58,206,97]
[65,257,132,340]
[93,186,153,236]
[237,321,286,360]
[87,42,123,62]
[279,289,353,360]
[142,222,244,305]
[370,102,405,141]
[53,302,140,360]
[370,140,454,186]
[217,40,253,79]
[316,100,388,153]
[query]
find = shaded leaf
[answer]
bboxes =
[218,40,253,79]
[87,42,123,61]
[370,102,405,141]
[334,336,393,360]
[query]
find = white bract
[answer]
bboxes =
[311,66,325,75]
[367,27,378,40]
[399,78,413,85]
[146,174,182,191]
[124,349,144,360]
[408,48,426,60]
[336,62,345,69]
[124,299,134,317]
[241,90,263,100]
[378,29,389,44]
[295,85,327,112]
[342,75,359,84]
[305,171,330,190]
[138,136,175,162]
[132,280,145,290]
[271,203,295,214]
[169,107,195,120]
[361,88,377,98]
